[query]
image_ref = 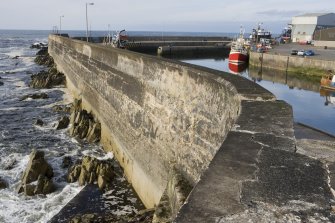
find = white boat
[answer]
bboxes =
[250,23,272,43]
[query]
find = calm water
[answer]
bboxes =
[182,58,335,135]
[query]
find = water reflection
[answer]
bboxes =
[320,88,335,106]
[228,62,248,75]
[181,58,335,135]
[248,66,320,93]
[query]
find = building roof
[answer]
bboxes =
[295,13,333,17]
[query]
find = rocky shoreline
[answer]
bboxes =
[9,47,153,222]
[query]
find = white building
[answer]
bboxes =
[291,13,335,42]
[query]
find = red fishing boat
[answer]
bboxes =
[229,27,249,64]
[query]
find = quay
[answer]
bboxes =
[48,35,335,222]
[73,35,231,55]
[249,43,335,75]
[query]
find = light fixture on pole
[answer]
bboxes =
[86,2,94,42]
[59,15,64,35]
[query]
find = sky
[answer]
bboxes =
[0,0,334,33]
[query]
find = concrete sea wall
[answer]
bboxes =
[48,35,335,222]
[249,51,335,72]
[48,35,240,208]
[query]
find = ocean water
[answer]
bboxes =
[0,30,140,223]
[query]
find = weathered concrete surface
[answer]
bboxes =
[175,100,335,222]
[48,35,240,209]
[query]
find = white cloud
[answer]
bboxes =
[0,0,334,32]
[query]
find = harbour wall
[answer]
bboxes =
[314,40,335,48]
[49,35,311,222]
[249,51,335,72]
[72,36,231,55]
[48,35,241,208]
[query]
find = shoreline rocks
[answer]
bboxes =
[20,93,49,101]
[67,156,114,190]
[69,208,154,223]
[31,43,47,49]
[34,119,44,126]
[69,100,101,143]
[17,149,55,196]
[56,116,70,130]
[29,68,65,89]
[0,177,8,189]
[30,47,65,89]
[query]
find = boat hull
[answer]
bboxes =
[228,51,249,64]
[228,62,247,74]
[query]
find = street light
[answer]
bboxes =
[59,15,64,35]
[86,2,94,42]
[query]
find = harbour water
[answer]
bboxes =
[182,58,335,135]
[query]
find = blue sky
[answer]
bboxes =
[0,0,334,33]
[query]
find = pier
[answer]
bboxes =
[72,35,231,55]
[48,35,335,222]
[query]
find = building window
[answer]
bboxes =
[303,32,306,34]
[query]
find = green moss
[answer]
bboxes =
[287,71,321,83]
[287,67,326,77]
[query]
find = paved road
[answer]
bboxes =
[268,43,335,61]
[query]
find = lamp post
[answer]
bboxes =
[86,2,94,42]
[59,15,64,35]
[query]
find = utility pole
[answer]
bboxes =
[86,2,94,42]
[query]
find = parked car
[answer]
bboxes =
[291,49,298,55]
[297,50,305,56]
[304,50,315,56]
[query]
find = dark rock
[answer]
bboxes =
[67,164,82,183]
[3,159,17,170]
[97,162,114,190]
[69,100,101,142]
[20,93,48,101]
[36,47,48,55]
[34,52,54,66]
[56,116,70,130]
[104,208,155,223]
[34,175,55,195]
[34,119,44,126]
[0,177,7,189]
[17,149,54,196]
[23,184,36,196]
[52,104,71,113]
[0,81,3,86]
[62,156,72,169]
[31,43,47,49]
[12,56,20,59]
[67,156,114,190]
[29,69,65,89]
[69,213,97,223]
[87,123,101,143]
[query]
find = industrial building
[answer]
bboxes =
[291,13,335,43]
